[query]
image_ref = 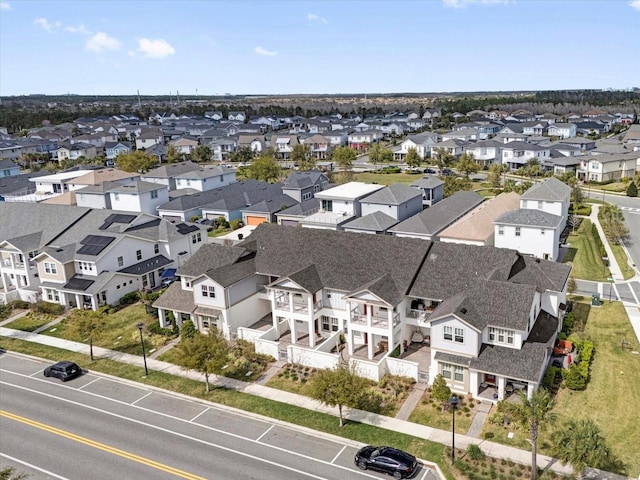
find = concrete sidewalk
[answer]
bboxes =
[0,326,574,477]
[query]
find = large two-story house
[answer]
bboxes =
[153,224,570,402]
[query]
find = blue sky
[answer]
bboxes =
[1,0,639,96]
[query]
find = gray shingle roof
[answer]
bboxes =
[142,161,200,179]
[470,342,548,383]
[520,177,571,201]
[410,175,444,189]
[108,181,164,194]
[361,184,422,205]
[283,170,328,190]
[176,243,248,277]
[152,281,196,313]
[342,211,398,232]
[494,209,562,228]
[118,255,173,275]
[205,257,257,288]
[389,191,483,237]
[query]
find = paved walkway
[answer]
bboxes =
[0,326,574,478]
[395,383,428,421]
[466,401,493,438]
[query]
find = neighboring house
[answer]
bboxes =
[442,128,479,142]
[463,139,503,166]
[228,112,246,123]
[494,209,563,261]
[520,177,571,231]
[347,130,382,150]
[559,137,596,152]
[270,135,299,160]
[67,169,139,192]
[324,131,348,147]
[359,184,423,222]
[409,175,444,208]
[141,161,201,191]
[576,152,638,183]
[395,133,439,162]
[135,130,164,150]
[300,134,331,159]
[501,141,551,169]
[56,142,98,163]
[429,139,468,158]
[209,137,237,161]
[389,191,484,241]
[238,135,266,153]
[108,181,170,215]
[169,136,199,156]
[622,125,640,149]
[275,199,321,227]
[105,141,132,160]
[521,121,548,136]
[152,223,570,403]
[438,192,520,246]
[0,171,50,202]
[341,211,400,235]
[281,170,330,203]
[158,180,285,222]
[547,123,577,139]
[300,182,385,230]
[0,159,21,177]
[29,169,96,195]
[174,166,236,192]
[241,193,300,226]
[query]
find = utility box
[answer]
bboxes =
[591,294,601,306]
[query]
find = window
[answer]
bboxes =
[540,229,545,235]
[136,250,142,260]
[522,200,527,208]
[498,226,504,236]
[489,327,515,345]
[154,244,159,254]
[192,232,202,244]
[321,199,333,212]
[201,285,215,298]
[220,175,224,182]
[117,256,124,267]
[44,262,57,274]
[443,325,453,341]
[538,201,543,209]
[150,190,158,199]
[454,365,464,382]
[442,362,452,379]
[322,315,330,331]
[515,227,521,237]
[454,327,464,343]
[331,317,339,332]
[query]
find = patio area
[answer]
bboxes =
[278,330,327,349]
[399,342,431,372]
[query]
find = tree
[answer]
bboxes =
[291,144,315,171]
[115,151,157,173]
[429,374,452,409]
[191,144,212,163]
[627,181,638,197]
[166,145,182,164]
[177,330,230,393]
[456,152,480,178]
[443,176,472,197]
[523,159,544,179]
[501,388,556,480]
[331,146,356,171]
[0,467,27,480]
[229,145,255,164]
[307,363,370,427]
[600,204,629,245]
[368,143,392,169]
[552,418,623,475]
[487,163,502,188]
[65,309,106,361]
[405,147,421,169]
[432,148,455,172]
[246,154,281,183]
[181,319,196,340]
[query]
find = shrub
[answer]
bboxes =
[148,321,175,337]
[483,432,495,440]
[31,301,64,316]
[542,366,560,389]
[180,319,196,340]
[591,223,607,257]
[119,291,140,305]
[0,304,12,322]
[565,364,587,390]
[627,181,638,197]
[230,219,243,230]
[9,299,30,310]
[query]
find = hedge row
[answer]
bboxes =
[591,223,607,258]
[566,340,594,390]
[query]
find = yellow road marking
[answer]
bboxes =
[0,410,207,480]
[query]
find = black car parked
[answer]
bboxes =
[355,446,418,479]
[424,168,437,174]
[440,168,455,176]
[43,361,82,382]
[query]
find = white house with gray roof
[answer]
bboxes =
[108,181,169,215]
[141,161,201,191]
[519,177,571,231]
[501,141,551,169]
[358,184,423,222]
[409,175,444,207]
[173,166,236,192]
[153,224,570,402]
[494,209,563,261]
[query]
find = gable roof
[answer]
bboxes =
[520,177,571,201]
[361,183,422,205]
[177,243,248,277]
[494,209,563,228]
[142,161,200,179]
[342,211,399,232]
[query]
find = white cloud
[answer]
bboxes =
[0,2,11,11]
[630,0,640,11]
[33,17,61,32]
[86,32,121,52]
[65,24,91,35]
[255,45,277,56]
[137,38,176,58]
[307,13,327,24]
[443,0,511,8]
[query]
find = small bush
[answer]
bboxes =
[467,444,485,460]
[484,432,495,440]
[0,303,12,322]
[9,299,31,310]
[119,291,140,305]
[147,321,176,337]
[31,301,64,316]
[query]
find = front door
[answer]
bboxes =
[149,271,156,289]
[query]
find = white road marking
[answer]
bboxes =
[78,377,101,390]
[330,445,346,464]
[131,390,153,405]
[0,375,384,479]
[255,424,274,442]
[189,407,209,423]
[0,452,71,480]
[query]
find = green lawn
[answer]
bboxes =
[610,243,635,280]
[408,394,475,434]
[354,172,421,185]
[563,219,610,281]
[42,303,170,355]
[0,337,455,480]
[553,301,640,476]
[3,312,56,332]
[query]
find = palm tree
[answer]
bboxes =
[552,418,620,477]
[502,388,556,480]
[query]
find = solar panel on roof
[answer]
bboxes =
[175,223,199,234]
[63,277,95,291]
[77,235,115,256]
[99,213,136,229]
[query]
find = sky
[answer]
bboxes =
[1,0,639,96]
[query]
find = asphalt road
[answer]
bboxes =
[0,353,434,480]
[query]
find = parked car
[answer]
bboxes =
[441,168,455,176]
[43,361,82,382]
[424,168,437,174]
[355,446,418,479]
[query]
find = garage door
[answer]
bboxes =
[246,216,267,226]
[281,219,299,227]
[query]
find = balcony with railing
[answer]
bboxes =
[350,306,390,329]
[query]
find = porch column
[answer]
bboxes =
[497,376,506,401]
[75,294,82,309]
[158,309,167,328]
[367,335,374,360]
[173,310,182,327]
[347,328,354,356]
[1,272,8,293]
[290,318,297,343]
[307,294,313,316]
[527,383,535,400]
[308,320,315,348]
[90,296,97,311]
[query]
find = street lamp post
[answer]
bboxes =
[449,395,459,464]
[137,322,149,376]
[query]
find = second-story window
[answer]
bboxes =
[154,244,159,254]
[192,232,202,244]
[201,285,215,298]
[515,227,521,237]
[498,226,504,236]
[136,250,142,261]
[454,327,464,343]
[150,190,158,199]
[44,262,57,274]
[117,256,124,267]
[443,325,453,341]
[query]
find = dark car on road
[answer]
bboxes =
[440,168,455,176]
[43,361,82,382]
[355,446,418,479]
[424,168,437,174]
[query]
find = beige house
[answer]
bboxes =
[576,152,638,182]
[439,192,521,246]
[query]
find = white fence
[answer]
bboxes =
[386,357,420,381]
